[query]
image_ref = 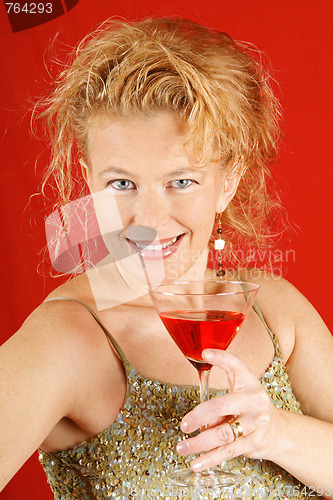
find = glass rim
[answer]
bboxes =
[148,279,260,297]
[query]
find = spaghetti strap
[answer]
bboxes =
[230,271,275,343]
[251,301,275,342]
[45,297,128,363]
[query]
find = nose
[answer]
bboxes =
[133,189,169,230]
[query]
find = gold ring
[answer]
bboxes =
[228,419,244,441]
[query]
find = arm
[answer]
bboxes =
[272,280,333,494]
[0,301,100,490]
[176,277,333,498]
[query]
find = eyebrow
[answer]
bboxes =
[98,166,205,178]
[99,167,134,178]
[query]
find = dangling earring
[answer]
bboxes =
[215,212,226,277]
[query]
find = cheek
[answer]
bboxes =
[186,207,216,240]
[191,197,218,225]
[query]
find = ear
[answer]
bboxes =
[216,170,241,213]
[79,159,91,188]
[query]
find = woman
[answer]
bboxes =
[1,18,332,499]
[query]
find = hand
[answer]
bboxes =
[176,349,285,472]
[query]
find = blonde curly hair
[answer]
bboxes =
[38,17,284,267]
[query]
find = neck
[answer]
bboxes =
[86,247,212,311]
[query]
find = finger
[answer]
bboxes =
[190,433,256,472]
[203,349,258,391]
[205,414,231,429]
[177,418,248,456]
[181,391,249,434]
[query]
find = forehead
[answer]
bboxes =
[86,112,190,163]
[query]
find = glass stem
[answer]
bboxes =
[198,368,211,432]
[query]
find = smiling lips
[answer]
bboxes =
[127,234,184,259]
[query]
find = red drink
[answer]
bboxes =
[160,309,245,371]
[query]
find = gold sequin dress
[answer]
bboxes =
[38,298,323,499]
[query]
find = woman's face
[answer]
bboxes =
[85,112,236,282]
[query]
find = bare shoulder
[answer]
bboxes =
[0,276,111,489]
[235,269,331,362]
[23,293,94,350]
[13,271,124,380]
[236,268,316,320]
[6,284,109,398]
[19,273,93,342]
[238,267,300,299]
[3,271,115,420]
[44,271,94,304]
[239,268,330,330]
[233,269,300,354]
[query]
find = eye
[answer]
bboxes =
[168,179,194,189]
[107,179,135,190]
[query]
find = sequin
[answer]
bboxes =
[38,312,323,499]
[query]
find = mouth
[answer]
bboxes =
[126,234,184,260]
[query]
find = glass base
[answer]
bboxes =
[168,467,241,488]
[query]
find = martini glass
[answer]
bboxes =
[149,279,259,488]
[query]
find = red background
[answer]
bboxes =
[1,0,332,498]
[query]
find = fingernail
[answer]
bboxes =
[203,349,214,359]
[181,421,189,432]
[192,461,202,471]
[176,441,189,454]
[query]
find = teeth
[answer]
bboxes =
[134,235,179,251]
[145,243,164,251]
